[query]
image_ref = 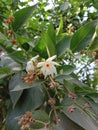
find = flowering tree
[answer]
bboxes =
[0,0,98,130]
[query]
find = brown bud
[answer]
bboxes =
[94,60,98,66]
[6,30,14,36]
[48,98,56,107]
[68,92,76,99]
[67,105,76,113]
[9,16,15,23]
[11,39,17,44]
[84,103,92,109]
[3,19,9,24]
[49,81,59,89]
[26,112,32,118]
[91,52,96,56]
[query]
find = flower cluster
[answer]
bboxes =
[22,70,39,85]
[3,16,17,45]
[4,16,15,25]
[48,98,56,108]
[37,55,59,78]
[18,112,36,130]
[26,55,59,79]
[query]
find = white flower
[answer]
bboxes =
[26,55,39,72]
[37,55,59,78]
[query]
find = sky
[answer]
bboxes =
[20,0,55,10]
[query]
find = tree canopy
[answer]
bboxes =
[0,0,98,130]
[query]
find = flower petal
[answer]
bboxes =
[26,61,34,72]
[51,61,60,66]
[47,55,57,62]
[37,62,45,67]
[30,55,39,62]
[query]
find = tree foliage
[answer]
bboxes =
[0,0,98,130]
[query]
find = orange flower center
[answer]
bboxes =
[33,63,37,66]
[46,63,50,67]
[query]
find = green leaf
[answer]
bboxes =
[75,86,96,95]
[60,113,84,130]
[93,0,98,9]
[56,16,63,36]
[10,73,43,92]
[6,87,44,130]
[58,65,75,75]
[56,75,73,84]
[54,125,64,130]
[89,36,98,51]
[9,72,44,107]
[31,110,50,129]
[90,101,98,115]
[0,74,9,79]
[12,5,37,31]
[86,93,98,103]
[62,101,98,130]
[9,73,25,107]
[0,55,21,72]
[9,50,26,63]
[34,23,57,58]
[70,20,98,52]
[0,32,7,42]
[0,67,10,74]
[57,36,71,57]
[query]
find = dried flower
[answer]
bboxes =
[3,16,15,25]
[18,111,36,130]
[84,103,92,109]
[94,60,98,66]
[67,105,76,113]
[9,16,15,23]
[22,70,38,85]
[91,52,96,56]
[68,92,76,99]
[49,80,59,89]
[11,39,17,44]
[48,98,56,107]
[6,30,14,36]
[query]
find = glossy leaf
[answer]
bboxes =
[12,5,37,31]
[86,93,98,103]
[54,125,64,130]
[58,65,75,75]
[57,36,71,57]
[0,32,7,42]
[75,86,96,95]
[0,55,21,72]
[93,0,98,9]
[70,20,98,52]
[34,23,57,58]
[62,99,98,130]
[56,16,63,36]
[10,73,43,92]
[9,73,25,107]
[9,50,26,63]
[31,110,50,129]
[0,67,10,74]
[6,87,44,130]
[60,113,84,130]
[89,36,98,51]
